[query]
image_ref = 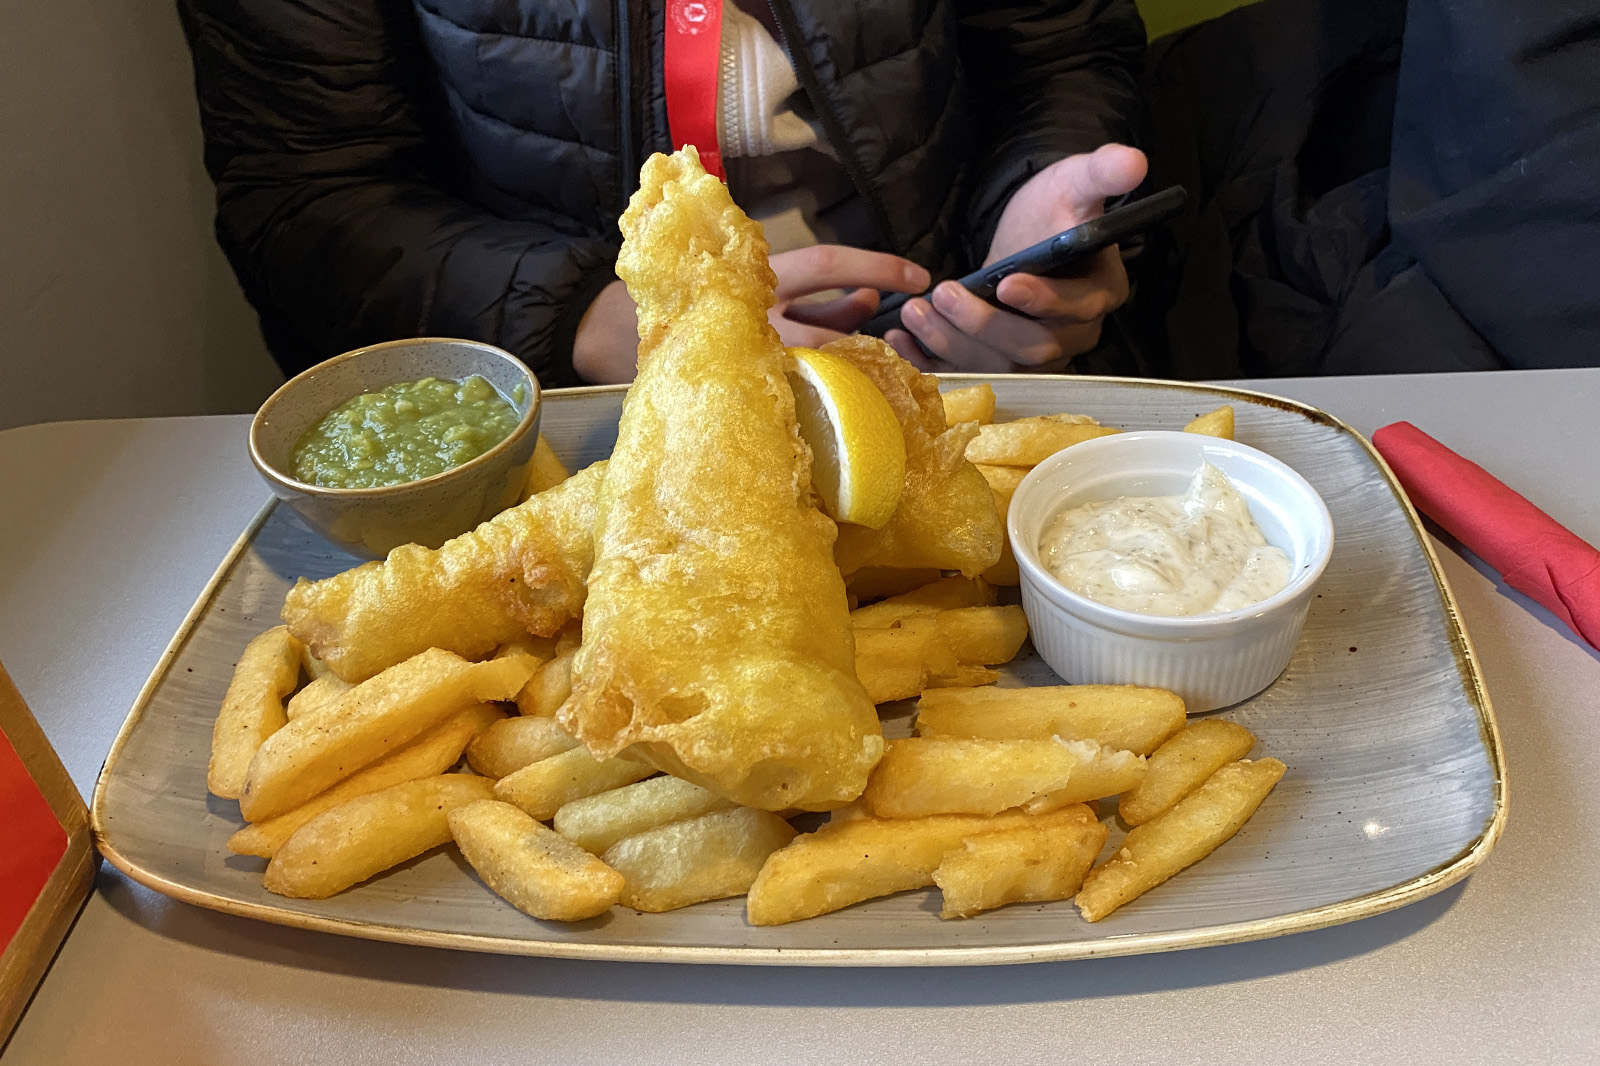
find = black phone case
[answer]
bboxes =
[858,185,1188,338]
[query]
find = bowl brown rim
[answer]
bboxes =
[248,337,542,498]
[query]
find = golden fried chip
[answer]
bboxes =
[262,774,495,899]
[853,616,959,704]
[464,715,579,779]
[845,567,945,604]
[940,383,996,426]
[862,736,1145,818]
[603,807,797,913]
[519,433,572,500]
[282,461,605,683]
[1183,405,1235,439]
[935,606,1029,665]
[1119,719,1256,826]
[553,774,736,854]
[746,805,1091,925]
[449,799,623,921]
[933,810,1107,918]
[1077,758,1286,921]
[208,625,303,800]
[240,649,535,822]
[915,684,1186,755]
[517,647,575,717]
[965,420,1120,467]
[493,746,655,822]
[283,674,351,721]
[229,703,503,858]
[848,576,996,628]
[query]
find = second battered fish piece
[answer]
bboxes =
[821,336,1003,577]
[282,461,604,682]
[560,147,883,812]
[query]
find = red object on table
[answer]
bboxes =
[1372,420,1600,651]
[0,729,68,954]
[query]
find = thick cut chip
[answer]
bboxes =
[517,648,575,718]
[229,703,502,857]
[284,674,351,721]
[849,576,996,628]
[262,774,495,899]
[449,799,623,921]
[240,649,536,822]
[1077,757,1287,921]
[603,807,798,913]
[746,805,1093,925]
[915,685,1186,755]
[209,626,303,800]
[554,775,737,854]
[935,606,1029,665]
[493,746,655,822]
[854,617,970,704]
[862,736,1146,818]
[465,715,579,779]
[282,461,605,683]
[559,148,882,812]
[824,335,1003,577]
[519,433,572,500]
[1183,405,1235,439]
[1119,719,1257,826]
[845,567,944,604]
[933,811,1108,918]
[966,419,1120,467]
[940,383,996,426]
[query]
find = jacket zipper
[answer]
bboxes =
[616,0,637,216]
[764,0,900,255]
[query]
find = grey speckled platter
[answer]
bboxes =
[91,376,1505,966]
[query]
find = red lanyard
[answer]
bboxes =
[664,1,725,178]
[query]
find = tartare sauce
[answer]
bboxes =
[1038,462,1291,616]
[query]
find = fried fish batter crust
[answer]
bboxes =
[282,461,605,682]
[820,336,1003,577]
[559,147,883,812]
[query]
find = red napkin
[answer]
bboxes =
[1372,421,1600,650]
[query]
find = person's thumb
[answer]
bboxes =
[1056,144,1148,219]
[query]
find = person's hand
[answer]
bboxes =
[765,245,930,349]
[887,144,1148,373]
[572,246,930,382]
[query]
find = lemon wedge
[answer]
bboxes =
[787,347,907,529]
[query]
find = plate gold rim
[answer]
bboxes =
[90,375,1507,967]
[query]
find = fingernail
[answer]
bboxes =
[932,284,958,313]
[908,265,931,291]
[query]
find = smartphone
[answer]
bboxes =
[858,185,1188,338]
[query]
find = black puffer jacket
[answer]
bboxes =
[180,0,1145,384]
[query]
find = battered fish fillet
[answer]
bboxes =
[282,462,604,683]
[821,335,1003,577]
[559,147,883,812]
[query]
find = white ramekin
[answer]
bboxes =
[1009,431,1334,713]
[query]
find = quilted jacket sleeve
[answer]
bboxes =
[956,0,1147,262]
[179,0,619,384]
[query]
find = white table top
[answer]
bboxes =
[3,370,1597,1065]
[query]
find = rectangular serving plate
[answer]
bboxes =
[91,376,1505,966]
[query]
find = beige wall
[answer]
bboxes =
[0,0,283,431]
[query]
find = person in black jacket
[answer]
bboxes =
[180,0,1149,386]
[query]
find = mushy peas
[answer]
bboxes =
[292,376,521,489]
[1039,462,1291,616]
